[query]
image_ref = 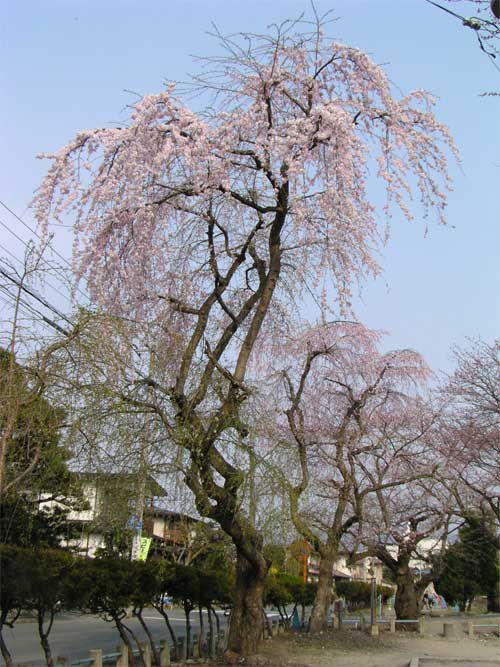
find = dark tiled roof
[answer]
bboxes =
[146,506,200,523]
[72,471,167,497]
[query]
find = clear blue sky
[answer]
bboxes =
[1,0,499,373]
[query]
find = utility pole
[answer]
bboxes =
[130,352,155,561]
[130,442,148,561]
[303,540,309,584]
[369,564,379,636]
[248,446,257,529]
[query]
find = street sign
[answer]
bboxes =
[127,514,142,531]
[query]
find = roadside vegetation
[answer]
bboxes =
[1,3,498,665]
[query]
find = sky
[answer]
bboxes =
[1,0,499,375]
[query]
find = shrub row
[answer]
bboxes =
[0,546,232,667]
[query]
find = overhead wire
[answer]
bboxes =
[0,255,144,381]
[424,0,500,72]
[0,199,71,268]
[0,219,77,307]
[0,217,30,248]
[0,207,159,486]
[0,241,26,266]
[0,214,147,370]
[0,281,64,329]
[0,263,73,326]
[0,206,150,386]
[0,284,70,336]
[0,215,70,279]
[0,240,74,307]
[0,200,89,302]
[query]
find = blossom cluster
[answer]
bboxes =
[32,31,458,353]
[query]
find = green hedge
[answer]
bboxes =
[336,580,393,609]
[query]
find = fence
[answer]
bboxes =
[54,619,288,667]
[332,613,500,640]
[466,621,500,638]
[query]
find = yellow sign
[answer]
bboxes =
[138,537,152,561]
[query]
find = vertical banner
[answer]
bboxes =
[138,536,152,561]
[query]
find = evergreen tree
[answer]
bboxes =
[0,348,82,548]
[437,514,499,612]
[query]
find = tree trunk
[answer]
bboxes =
[394,567,419,620]
[277,605,286,624]
[487,591,500,613]
[155,605,178,660]
[136,609,160,667]
[0,628,12,667]
[184,604,191,660]
[226,551,268,655]
[262,608,272,638]
[113,616,141,667]
[198,605,204,657]
[37,612,54,667]
[207,606,215,658]
[309,551,335,633]
[40,633,53,667]
[487,550,500,612]
[212,605,221,643]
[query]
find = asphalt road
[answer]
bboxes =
[1,608,224,666]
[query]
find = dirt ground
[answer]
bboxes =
[251,627,500,667]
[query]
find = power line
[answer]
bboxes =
[0,285,70,336]
[0,240,74,306]
[0,250,77,338]
[0,264,73,326]
[0,217,29,248]
[0,283,69,335]
[0,217,76,304]
[0,241,24,266]
[0,280,146,385]
[0,287,56,333]
[0,200,89,301]
[0,199,69,266]
[0,216,64,274]
[0,235,146,376]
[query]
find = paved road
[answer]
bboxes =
[1,608,224,666]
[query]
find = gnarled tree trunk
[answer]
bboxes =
[37,611,56,667]
[111,614,144,667]
[394,566,418,620]
[135,608,161,667]
[309,550,335,633]
[226,551,269,655]
[155,604,178,660]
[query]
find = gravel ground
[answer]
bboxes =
[252,626,500,667]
